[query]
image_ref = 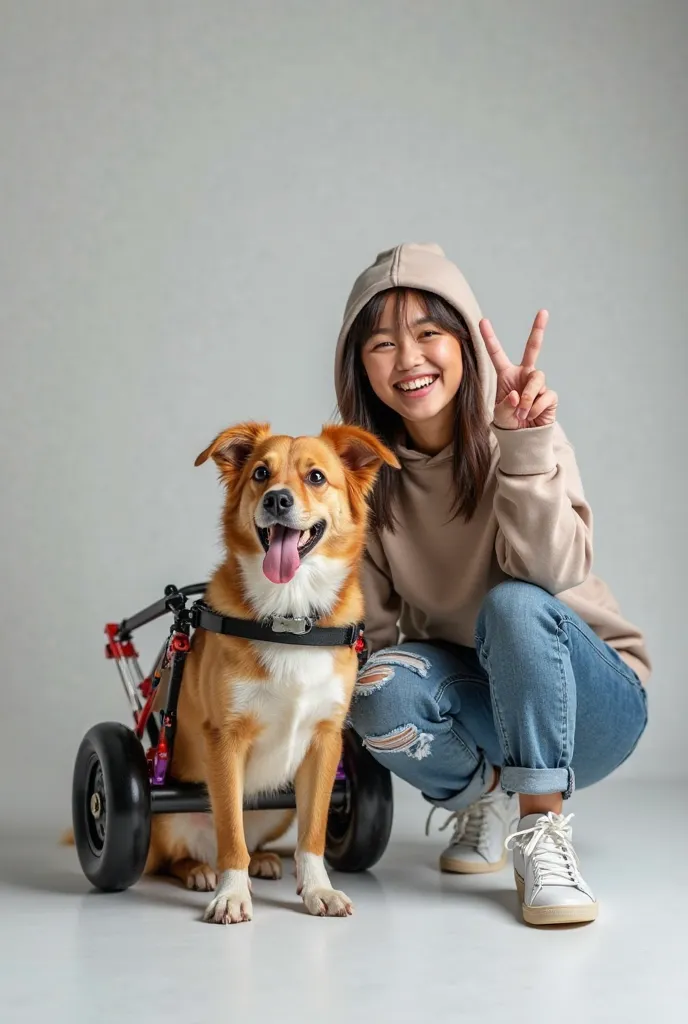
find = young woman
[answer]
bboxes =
[335,243,649,926]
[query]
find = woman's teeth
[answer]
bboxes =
[395,375,437,392]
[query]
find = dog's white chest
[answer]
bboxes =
[233,647,345,796]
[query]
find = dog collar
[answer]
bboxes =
[191,601,366,652]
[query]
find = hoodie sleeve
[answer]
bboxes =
[491,421,593,594]
[361,531,402,655]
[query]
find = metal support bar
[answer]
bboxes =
[150,780,348,814]
[118,583,207,638]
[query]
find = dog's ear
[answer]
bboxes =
[321,424,399,497]
[195,422,271,477]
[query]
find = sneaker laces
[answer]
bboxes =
[505,812,581,887]
[425,795,504,851]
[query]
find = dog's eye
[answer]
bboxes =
[307,469,326,486]
[253,465,270,482]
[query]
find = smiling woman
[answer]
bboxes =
[334,242,650,928]
[363,297,463,423]
[341,287,491,529]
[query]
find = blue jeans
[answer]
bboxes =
[350,581,648,810]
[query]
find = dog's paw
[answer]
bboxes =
[301,887,353,918]
[203,888,253,925]
[186,865,218,892]
[249,851,282,880]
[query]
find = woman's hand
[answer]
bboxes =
[479,310,558,430]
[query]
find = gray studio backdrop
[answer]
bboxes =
[1,1,685,830]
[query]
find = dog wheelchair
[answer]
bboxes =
[71,583,394,891]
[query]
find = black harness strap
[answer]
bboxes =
[192,601,364,649]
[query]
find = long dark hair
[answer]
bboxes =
[338,288,492,531]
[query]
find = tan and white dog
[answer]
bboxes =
[144,421,398,923]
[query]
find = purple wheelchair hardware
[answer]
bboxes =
[150,749,168,786]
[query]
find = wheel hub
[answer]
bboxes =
[85,758,108,853]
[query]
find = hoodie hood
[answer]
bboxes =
[334,242,497,421]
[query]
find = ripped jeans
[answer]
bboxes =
[350,581,648,811]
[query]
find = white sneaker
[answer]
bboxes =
[427,791,518,874]
[506,812,598,926]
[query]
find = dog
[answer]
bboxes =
[144,421,399,923]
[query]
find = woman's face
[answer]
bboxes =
[360,291,464,429]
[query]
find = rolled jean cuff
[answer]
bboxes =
[501,766,575,800]
[422,757,495,813]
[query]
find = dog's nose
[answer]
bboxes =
[263,488,294,516]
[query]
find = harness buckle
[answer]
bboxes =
[270,615,313,635]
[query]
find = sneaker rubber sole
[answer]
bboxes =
[514,871,599,926]
[440,850,508,874]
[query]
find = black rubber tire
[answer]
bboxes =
[72,722,151,892]
[325,729,394,872]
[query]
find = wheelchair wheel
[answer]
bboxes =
[72,722,151,891]
[325,729,393,872]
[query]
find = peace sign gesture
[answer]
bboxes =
[479,310,558,430]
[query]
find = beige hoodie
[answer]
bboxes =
[334,243,650,684]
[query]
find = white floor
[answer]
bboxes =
[1,780,686,1024]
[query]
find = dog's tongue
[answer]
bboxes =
[262,525,301,584]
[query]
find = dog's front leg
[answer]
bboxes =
[201,720,254,924]
[294,721,353,918]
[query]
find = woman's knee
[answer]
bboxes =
[476,580,556,648]
[474,581,569,707]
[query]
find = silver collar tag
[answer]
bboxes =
[270,615,313,635]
